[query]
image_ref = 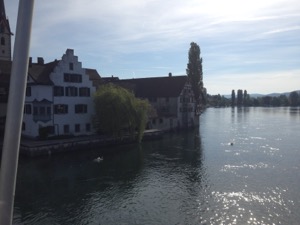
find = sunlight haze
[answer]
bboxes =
[6,0,300,95]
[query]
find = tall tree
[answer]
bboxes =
[231,90,235,107]
[186,42,204,105]
[237,89,243,106]
[243,90,250,106]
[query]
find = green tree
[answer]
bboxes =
[93,84,150,142]
[243,90,251,106]
[289,91,299,106]
[262,96,272,106]
[231,90,235,107]
[237,89,243,106]
[271,96,281,106]
[279,95,289,106]
[186,42,205,105]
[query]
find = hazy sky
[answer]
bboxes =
[5,0,300,95]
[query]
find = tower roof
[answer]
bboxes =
[0,0,5,18]
[0,0,13,35]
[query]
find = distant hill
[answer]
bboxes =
[223,90,300,99]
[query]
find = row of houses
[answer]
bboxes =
[0,1,203,139]
[1,48,202,139]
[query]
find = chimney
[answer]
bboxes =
[66,49,74,55]
[29,57,32,67]
[37,57,44,65]
[168,72,172,77]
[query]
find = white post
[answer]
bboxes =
[0,0,35,224]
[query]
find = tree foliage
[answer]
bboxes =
[289,91,299,106]
[237,89,243,106]
[93,84,150,142]
[207,89,298,107]
[186,42,205,105]
[231,90,235,107]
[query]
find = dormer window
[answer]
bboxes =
[1,37,5,45]
[69,63,74,70]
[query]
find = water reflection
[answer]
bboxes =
[289,107,300,117]
[13,107,300,224]
[14,130,206,225]
[200,107,299,225]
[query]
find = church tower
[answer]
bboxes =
[0,0,13,61]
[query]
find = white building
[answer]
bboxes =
[22,49,100,138]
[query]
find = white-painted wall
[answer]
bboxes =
[23,85,53,137]
[148,80,198,131]
[50,49,96,136]
[22,49,97,138]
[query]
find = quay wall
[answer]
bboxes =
[19,129,164,157]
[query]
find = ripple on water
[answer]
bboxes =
[199,187,294,225]
[221,162,270,173]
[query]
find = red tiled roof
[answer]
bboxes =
[115,75,188,98]
[86,68,101,87]
[28,60,60,85]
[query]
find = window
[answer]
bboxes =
[65,87,78,96]
[24,104,32,114]
[180,107,187,112]
[64,73,82,83]
[39,107,45,115]
[64,125,69,134]
[22,122,25,131]
[75,124,80,133]
[69,63,74,71]
[86,123,91,132]
[75,104,87,114]
[53,86,64,96]
[33,106,38,115]
[54,104,68,114]
[149,97,157,102]
[79,87,90,97]
[26,86,31,97]
[33,107,51,122]
[47,126,55,134]
[1,37,5,45]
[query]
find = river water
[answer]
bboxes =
[13,107,300,225]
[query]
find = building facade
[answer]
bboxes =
[112,74,199,131]
[0,0,201,138]
[22,49,99,138]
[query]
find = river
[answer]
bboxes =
[13,107,300,225]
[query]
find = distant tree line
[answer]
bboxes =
[206,90,300,107]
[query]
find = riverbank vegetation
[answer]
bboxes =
[93,84,151,143]
[207,90,300,107]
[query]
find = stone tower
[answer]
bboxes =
[0,0,13,61]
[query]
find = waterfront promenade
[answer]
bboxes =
[1,129,163,157]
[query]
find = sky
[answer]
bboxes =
[5,0,300,95]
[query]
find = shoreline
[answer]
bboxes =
[1,129,164,157]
